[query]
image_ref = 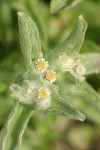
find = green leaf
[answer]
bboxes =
[25,0,49,52]
[50,15,87,56]
[45,90,85,121]
[46,16,87,70]
[80,53,100,75]
[74,81,100,112]
[57,72,100,113]
[17,12,43,68]
[50,0,82,13]
[72,96,100,124]
[0,102,33,150]
[62,78,100,123]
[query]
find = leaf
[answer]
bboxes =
[50,0,82,13]
[45,90,85,121]
[72,96,100,124]
[74,81,100,112]
[48,15,87,58]
[0,102,33,150]
[66,81,100,123]
[80,53,100,75]
[25,0,49,52]
[46,16,87,70]
[57,71,76,84]
[57,72,100,113]
[17,12,43,68]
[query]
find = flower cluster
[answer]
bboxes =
[24,58,57,110]
[35,58,57,109]
[71,62,86,81]
[59,53,86,80]
[73,64,86,76]
[10,55,85,110]
[10,58,57,110]
[36,58,56,83]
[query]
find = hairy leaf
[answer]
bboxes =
[57,72,100,113]
[0,103,33,150]
[18,12,42,68]
[46,16,87,70]
[54,15,87,56]
[45,92,85,121]
[50,0,82,13]
[80,53,100,75]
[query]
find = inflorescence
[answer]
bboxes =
[35,58,56,100]
[11,57,86,110]
[26,57,86,101]
[21,58,57,110]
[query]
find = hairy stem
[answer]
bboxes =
[0,102,33,150]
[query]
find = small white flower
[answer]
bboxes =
[73,64,86,76]
[38,87,50,99]
[59,54,74,71]
[45,70,56,83]
[37,87,51,110]
[36,58,49,72]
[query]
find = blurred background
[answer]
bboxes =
[0,0,100,149]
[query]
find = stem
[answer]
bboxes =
[0,102,33,150]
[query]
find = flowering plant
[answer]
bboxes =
[0,6,100,150]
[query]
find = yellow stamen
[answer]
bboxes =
[36,58,49,72]
[38,87,49,99]
[46,70,56,83]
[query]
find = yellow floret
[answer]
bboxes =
[38,87,50,99]
[36,58,49,72]
[46,70,56,83]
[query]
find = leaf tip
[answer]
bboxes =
[79,15,88,27]
[50,0,59,14]
[17,11,24,17]
[79,15,84,21]
[79,112,86,122]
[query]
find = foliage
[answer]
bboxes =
[0,0,100,150]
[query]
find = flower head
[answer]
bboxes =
[36,58,49,72]
[59,54,74,71]
[73,64,86,76]
[38,87,50,99]
[45,70,56,83]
